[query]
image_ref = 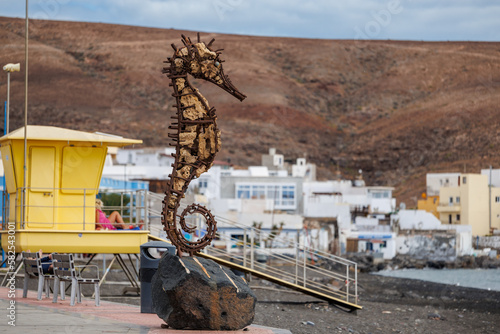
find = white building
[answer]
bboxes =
[261,148,285,171]
[102,147,176,183]
[426,173,461,196]
[291,157,316,181]
[481,168,500,186]
[115,147,175,166]
[303,181,396,221]
[391,209,473,257]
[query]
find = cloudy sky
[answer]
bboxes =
[2,0,499,41]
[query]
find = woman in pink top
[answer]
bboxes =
[95,199,127,230]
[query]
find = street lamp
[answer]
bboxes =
[2,63,20,134]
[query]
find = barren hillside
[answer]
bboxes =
[1,17,499,206]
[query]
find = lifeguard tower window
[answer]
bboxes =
[61,146,105,194]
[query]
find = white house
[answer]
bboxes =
[426,173,461,196]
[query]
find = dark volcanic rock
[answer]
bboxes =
[152,252,256,330]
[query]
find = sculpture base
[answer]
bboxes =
[152,252,257,330]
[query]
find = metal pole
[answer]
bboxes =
[489,166,492,232]
[346,265,350,303]
[243,229,247,268]
[3,102,6,222]
[14,188,18,226]
[295,231,299,284]
[144,190,149,230]
[6,72,10,133]
[355,264,358,304]
[303,233,306,287]
[250,229,254,270]
[20,188,24,227]
[23,0,29,226]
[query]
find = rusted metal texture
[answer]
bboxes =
[161,34,246,256]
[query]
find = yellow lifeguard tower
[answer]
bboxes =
[0,125,148,254]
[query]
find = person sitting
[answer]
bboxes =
[95,199,144,230]
[27,249,54,275]
[95,199,128,230]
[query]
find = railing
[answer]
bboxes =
[143,191,358,304]
[1,187,147,230]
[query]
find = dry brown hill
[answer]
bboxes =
[1,17,500,206]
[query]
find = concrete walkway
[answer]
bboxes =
[0,287,290,334]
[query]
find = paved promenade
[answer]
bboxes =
[0,287,290,334]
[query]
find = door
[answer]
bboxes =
[27,147,55,228]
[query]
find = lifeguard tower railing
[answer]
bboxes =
[2,187,147,230]
[2,187,359,308]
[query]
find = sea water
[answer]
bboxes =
[374,268,500,291]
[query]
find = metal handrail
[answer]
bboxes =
[205,232,357,301]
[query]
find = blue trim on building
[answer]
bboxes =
[100,177,149,191]
[358,234,392,239]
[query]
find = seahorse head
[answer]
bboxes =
[170,34,246,101]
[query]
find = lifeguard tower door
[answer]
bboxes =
[27,146,55,228]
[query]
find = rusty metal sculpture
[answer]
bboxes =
[161,34,246,256]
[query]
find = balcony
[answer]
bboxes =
[437,204,461,213]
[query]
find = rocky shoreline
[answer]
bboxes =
[347,253,500,273]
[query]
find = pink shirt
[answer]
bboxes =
[97,209,116,230]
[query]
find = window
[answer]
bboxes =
[456,197,460,204]
[456,214,460,221]
[282,185,295,206]
[448,214,452,224]
[449,197,453,205]
[237,185,251,199]
[267,185,278,201]
[496,196,500,203]
[463,176,467,184]
[235,183,296,209]
[370,191,391,199]
[199,180,208,189]
[252,185,266,199]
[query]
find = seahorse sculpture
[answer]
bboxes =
[161,34,246,256]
